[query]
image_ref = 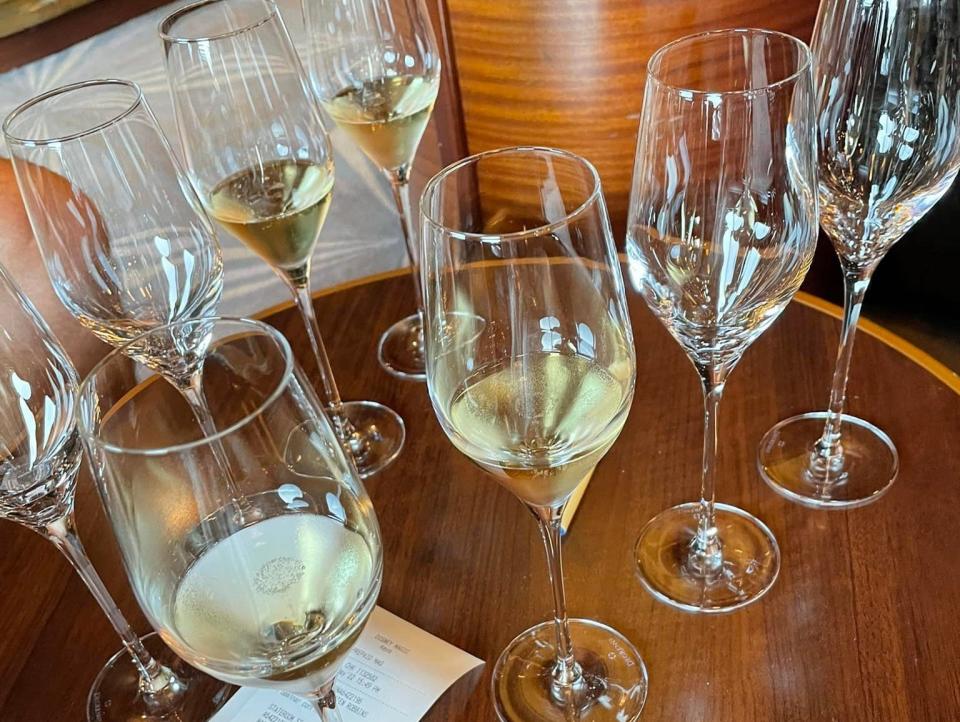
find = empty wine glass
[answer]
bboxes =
[758,0,960,508]
[627,29,819,612]
[2,79,230,469]
[77,317,383,722]
[0,263,229,721]
[161,0,405,478]
[421,147,648,721]
[302,0,441,380]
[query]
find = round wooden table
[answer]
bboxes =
[1,268,959,721]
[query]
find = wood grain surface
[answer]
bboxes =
[0,0,99,40]
[0,0,173,72]
[444,0,820,236]
[0,267,958,721]
[1,2,958,719]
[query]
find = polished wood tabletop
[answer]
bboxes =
[1,265,958,721]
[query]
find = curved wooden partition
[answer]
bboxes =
[435,0,820,235]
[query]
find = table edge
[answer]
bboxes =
[792,291,960,395]
[252,265,960,397]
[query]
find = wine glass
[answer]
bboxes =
[302,0,440,381]
[758,0,960,508]
[0,263,229,721]
[626,29,819,612]
[2,79,227,458]
[160,0,405,478]
[77,317,383,722]
[420,146,648,721]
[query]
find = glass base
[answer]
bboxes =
[87,631,234,722]
[634,502,780,614]
[758,412,899,509]
[340,400,406,479]
[378,313,426,381]
[492,618,647,722]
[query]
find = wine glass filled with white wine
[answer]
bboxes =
[77,317,383,722]
[758,0,960,509]
[161,0,405,478]
[421,147,648,721]
[302,0,441,380]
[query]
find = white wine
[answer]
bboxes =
[445,353,631,508]
[322,75,438,171]
[163,512,375,694]
[207,159,334,275]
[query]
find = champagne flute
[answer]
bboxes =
[627,29,819,612]
[2,79,228,461]
[77,317,383,722]
[161,0,405,478]
[758,0,960,508]
[421,147,648,721]
[0,263,228,721]
[302,0,440,381]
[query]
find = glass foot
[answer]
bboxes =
[378,313,426,381]
[340,400,406,478]
[87,631,234,721]
[634,502,780,614]
[492,618,647,722]
[758,411,898,509]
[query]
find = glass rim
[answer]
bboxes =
[419,145,604,243]
[78,316,296,458]
[159,0,279,44]
[646,28,812,97]
[2,79,144,147]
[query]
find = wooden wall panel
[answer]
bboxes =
[442,0,820,236]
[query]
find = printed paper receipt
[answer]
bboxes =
[210,607,484,721]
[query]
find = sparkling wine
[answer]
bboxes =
[322,75,438,171]
[444,352,631,508]
[161,511,375,694]
[207,159,334,275]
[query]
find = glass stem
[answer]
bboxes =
[177,370,246,519]
[386,167,425,314]
[177,369,218,431]
[42,513,185,704]
[309,685,342,722]
[815,268,872,459]
[531,504,581,691]
[693,366,728,572]
[288,275,364,456]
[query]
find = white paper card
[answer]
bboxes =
[209,607,484,721]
